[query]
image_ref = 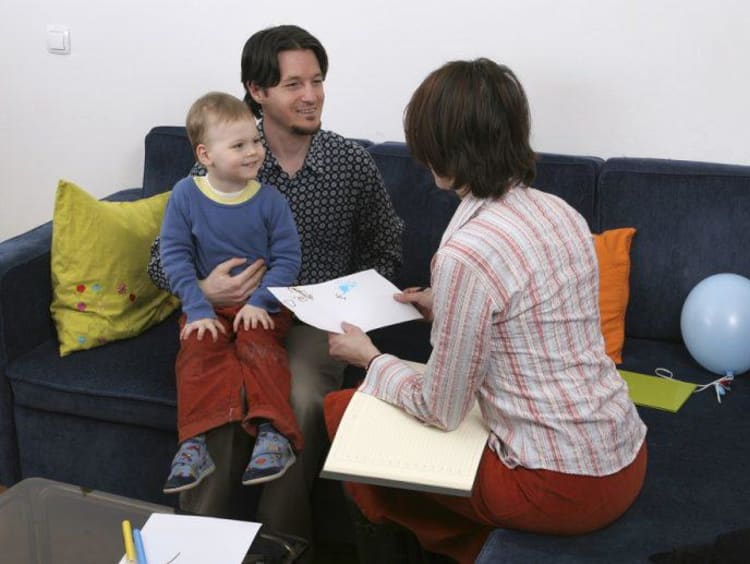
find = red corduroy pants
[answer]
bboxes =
[324,388,647,564]
[176,306,303,452]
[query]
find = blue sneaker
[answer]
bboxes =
[242,424,296,486]
[163,435,215,494]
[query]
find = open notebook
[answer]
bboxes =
[321,362,490,497]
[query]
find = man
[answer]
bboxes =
[148,24,403,557]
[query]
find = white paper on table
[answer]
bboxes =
[269,269,423,333]
[117,513,260,564]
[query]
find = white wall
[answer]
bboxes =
[1,0,748,241]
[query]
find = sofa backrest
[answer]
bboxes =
[367,142,460,289]
[367,142,603,289]
[598,158,750,342]
[143,126,750,345]
[142,127,375,198]
[534,153,603,230]
[141,127,602,298]
[143,127,195,197]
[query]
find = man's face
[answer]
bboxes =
[250,49,325,136]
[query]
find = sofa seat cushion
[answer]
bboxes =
[7,312,180,431]
[477,338,750,563]
[620,336,726,384]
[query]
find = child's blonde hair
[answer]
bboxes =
[186,92,254,155]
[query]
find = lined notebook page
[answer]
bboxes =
[321,384,490,497]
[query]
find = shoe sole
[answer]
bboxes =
[162,461,216,494]
[241,452,296,486]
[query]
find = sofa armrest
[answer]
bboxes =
[0,187,144,486]
[0,220,54,484]
[0,188,145,366]
[0,222,55,366]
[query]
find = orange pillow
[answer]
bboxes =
[593,227,636,364]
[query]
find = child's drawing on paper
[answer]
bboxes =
[283,286,314,309]
[336,280,357,300]
[268,269,422,334]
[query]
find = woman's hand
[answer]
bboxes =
[198,258,266,306]
[328,322,381,369]
[395,287,434,322]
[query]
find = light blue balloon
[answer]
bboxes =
[680,273,750,376]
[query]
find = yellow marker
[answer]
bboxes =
[121,520,136,562]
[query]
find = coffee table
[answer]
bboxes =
[0,477,307,563]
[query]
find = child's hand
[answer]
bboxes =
[234,304,275,331]
[180,317,226,341]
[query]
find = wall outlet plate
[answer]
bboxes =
[47,25,70,55]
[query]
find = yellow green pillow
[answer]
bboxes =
[50,180,180,356]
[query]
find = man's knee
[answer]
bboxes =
[289,384,325,429]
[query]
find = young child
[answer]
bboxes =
[160,92,303,493]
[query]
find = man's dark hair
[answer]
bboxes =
[241,25,328,118]
[404,58,535,199]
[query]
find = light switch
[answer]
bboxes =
[47,25,70,55]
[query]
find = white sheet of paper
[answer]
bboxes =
[116,513,260,564]
[269,269,422,333]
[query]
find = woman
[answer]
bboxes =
[325,58,647,564]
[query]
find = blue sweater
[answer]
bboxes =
[160,176,301,322]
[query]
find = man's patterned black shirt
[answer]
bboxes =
[148,120,404,289]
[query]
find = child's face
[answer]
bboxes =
[200,117,265,191]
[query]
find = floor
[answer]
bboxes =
[313,542,359,563]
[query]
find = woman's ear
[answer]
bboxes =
[195,144,211,167]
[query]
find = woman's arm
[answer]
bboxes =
[328,322,382,369]
[365,251,495,429]
[329,251,496,430]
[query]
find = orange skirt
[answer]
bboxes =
[324,388,647,564]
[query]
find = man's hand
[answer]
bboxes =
[234,304,275,331]
[198,258,266,306]
[395,287,434,322]
[180,317,226,341]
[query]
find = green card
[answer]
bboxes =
[618,370,697,412]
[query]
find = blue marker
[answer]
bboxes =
[133,528,149,564]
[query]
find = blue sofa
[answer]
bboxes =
[1,126,749,562]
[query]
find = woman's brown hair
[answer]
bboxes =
[404,58,535,198]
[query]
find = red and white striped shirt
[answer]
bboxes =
[360,186,646,476]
